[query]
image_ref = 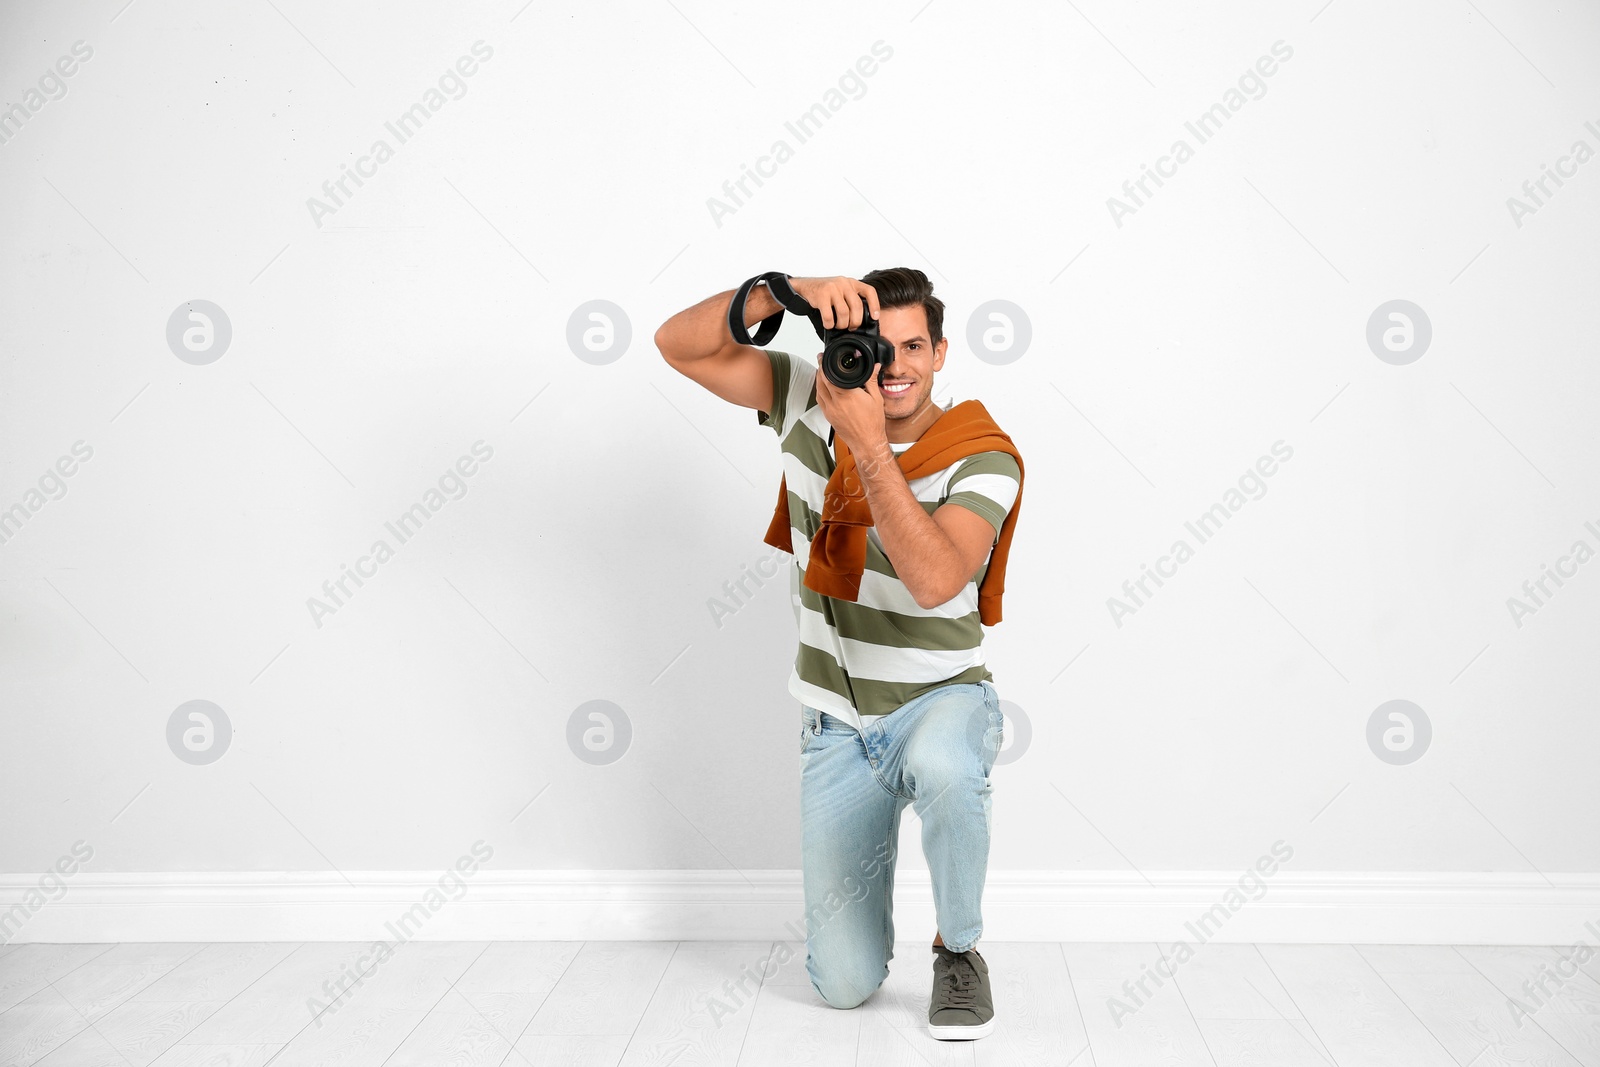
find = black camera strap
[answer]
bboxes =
[729,273,885,451]
[727,272,826,345]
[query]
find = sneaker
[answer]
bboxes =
[928,944,995,1040]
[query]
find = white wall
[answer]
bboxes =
[3,0,1598,933]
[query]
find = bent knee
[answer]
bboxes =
[811,968,884,1009]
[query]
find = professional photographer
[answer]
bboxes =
[654,268,1025,1041]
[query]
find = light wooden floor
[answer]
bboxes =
[2,939,1598,1066]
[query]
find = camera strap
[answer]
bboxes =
[727,272,826,345]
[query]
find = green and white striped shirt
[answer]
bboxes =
[757,350,1021,726]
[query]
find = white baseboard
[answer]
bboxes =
[4,870,1599,945]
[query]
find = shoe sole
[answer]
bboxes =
[928,1018,996,1040]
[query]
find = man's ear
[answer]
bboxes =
[933,336,949,372]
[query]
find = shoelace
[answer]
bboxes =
[937,954,980,1009]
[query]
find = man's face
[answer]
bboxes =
[876,304,948,426]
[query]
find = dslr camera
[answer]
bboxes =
[726,272,895,390]
[820,314,895,390]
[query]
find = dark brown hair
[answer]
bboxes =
[862,266,944,346]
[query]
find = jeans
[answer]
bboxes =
[797,679,1003,1009]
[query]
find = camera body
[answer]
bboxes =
[725,272,897,391]
[822,315,897,390]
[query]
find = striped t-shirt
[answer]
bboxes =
[757,349,1021,727]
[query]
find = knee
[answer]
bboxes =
[810,965,884,1009]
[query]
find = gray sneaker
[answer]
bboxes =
[929,945,995,1039]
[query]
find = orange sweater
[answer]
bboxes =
[763,399,1024,625]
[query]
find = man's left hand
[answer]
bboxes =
[814,356,888,456]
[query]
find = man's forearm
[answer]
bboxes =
[850,438,960,607]
[655,284,783,362]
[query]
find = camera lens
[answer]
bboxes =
[824,335,875,389]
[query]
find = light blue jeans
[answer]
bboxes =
[797,679,1003,1009]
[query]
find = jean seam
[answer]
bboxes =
[869,760,908,800]
[879,797,907,976]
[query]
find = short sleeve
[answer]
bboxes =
[942,452,1021,544]
[756,350,817,439]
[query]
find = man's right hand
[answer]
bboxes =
[789,276,882,331]
[655,275,882,414]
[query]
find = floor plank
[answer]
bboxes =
[1173,944,1307,1021]
[756,939,811,987]
[858,1007,976,1067]
[0,944,115,1014]
[1190,1018,1330,1067]
[40,998,227,1067]
[316,941,487,1014]
[9,939,1595,1067]
[858,942,974,1067]
[132,944,300,1005]
[1258,944,1457,1067]
[50,944,207,1023]
[0,984,92,1066]
[416,987,544,1057]
[382,989,538,1067]
[146,1046,283,1066]
[616,941,769,1067]
[523,942,677,1037]
[179,943,391,1045]
[508,1033,630,1067]
[1063,943,1212,1067]
[973,942,1090,1067]
[1173,943,1331,1065]
[1455,946,1600,1065]
[40,944,304,1067]
[1368,966,1583,1067]
[734,981,860,1067]
[262,997,428,1067]
[1456,946,1600,1015]
[250,942,487,1067]
[452,941,581,998]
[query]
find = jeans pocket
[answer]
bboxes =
[984,708,1005,772]
[800,708,817,755]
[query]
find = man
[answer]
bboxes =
[654,267,1024,1040]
